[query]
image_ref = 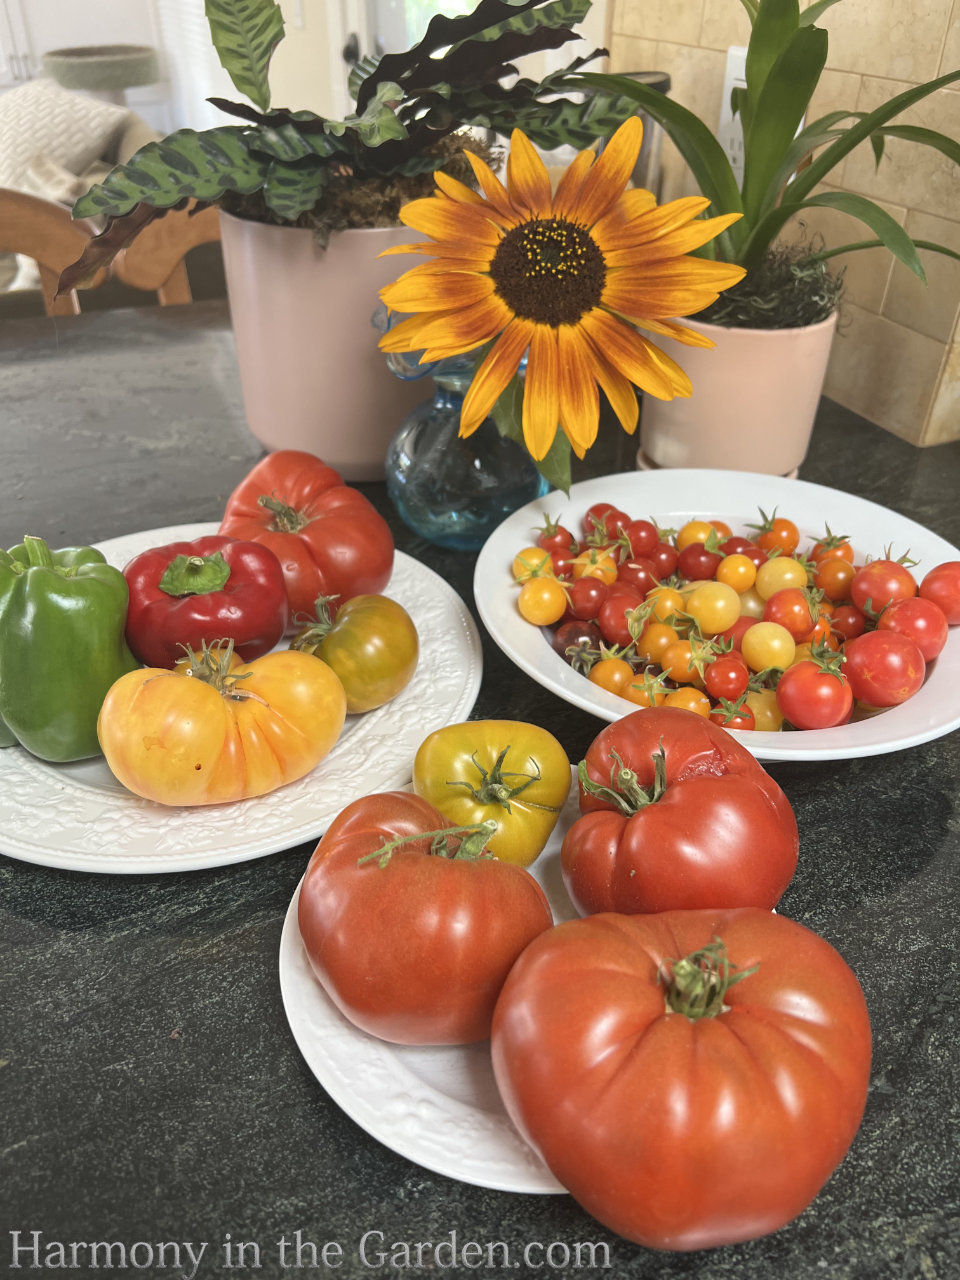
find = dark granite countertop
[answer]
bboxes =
[1,302,959,1279]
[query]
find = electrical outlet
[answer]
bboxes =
[717,46,747,189]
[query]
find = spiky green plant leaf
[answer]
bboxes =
[204,0,284,113]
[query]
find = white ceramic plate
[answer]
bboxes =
[474,470,960,763]
[0,523,482,874]
[278,776,582,1194]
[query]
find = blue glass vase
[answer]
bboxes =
[383,358,548,552]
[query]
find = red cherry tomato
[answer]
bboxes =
[842,630,926,707]
[676,542,723,582]
[762,587,817,643]
[704,652,750,702]
[776,660,854,729]
[648,540,679,579]
[616,557,661,595]
[830,603,868,642]
[919,560,960,624]
[850,559,918,616]
[564,576,608,622]
[582,503,630,542]
[623,519,659,559]
[876,596,949,662]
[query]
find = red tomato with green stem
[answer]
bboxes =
[704,650,750,702]
[749,508,800,556]
[762,586,818,643]
[676,541,723,582]
[491,908,871,1251]
[297,791,553,1045]
[623,518,659,559]
[776,646,854,730]
[564,576,608,622]
[563,707,798,915]
[850,558,918,616]
[219,450,394,620]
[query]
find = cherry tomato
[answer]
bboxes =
[648,540,679,579]
[572,548,618,584]
[635,621,679,666]
[660,639,701,685]
[776,661,854,729]
[919,560,960,624]
[617,557,661,595]
[598,588,646,647]
[676,519,718,551]
[741,621,796,672]
[716,553,757,594]
[677,542,723,582]
[565,576,608,621]
[623,519,659,559]
[704,652,750,702]
[755,556,810,600]
[830,603,868,642]
[588,656,636,696]
[684,581,742,636]
[552,620,602,666]
[751,510,800,556]
[810,528,854,563]
[582,503,630,542]
[646,585,685,623]
[745,688,784,731]
[850,559,918,616]
[719,615,758,652]
[536,515,576,554]
[842,630,926,707]
[814,557,857,602]
[663,687,711,716]
[549,547,576,579]
[876,596,949,662]
[762,588,817,643]
[737,586,767,619]
[709,698,756,731]
[512,546,554,581]
[518,577,568,626]
[622,669,670,708]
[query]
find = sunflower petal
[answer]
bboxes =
[551,147,596,219]
[598,196,715,251]
[506,128,553,219]
[433,170,488,206]
[579,308,678,400]
[566,116,643,227]
[465,149,520,224]
[637,317,718,348]
[460,318,533,436]
[412,293,513,355]
[521,326,561,460]
[380,267,495,314]
[555,325,600,458]
[581,334,639,434]
[400,197,503,245]
[602,213,743,265]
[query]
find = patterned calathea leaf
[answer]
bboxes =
[73,128,269,220]
[204,0,285,113]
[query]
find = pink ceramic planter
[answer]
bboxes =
[638,311,838,477]
[219,214,426,480]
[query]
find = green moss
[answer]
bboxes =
[698,244,844,330]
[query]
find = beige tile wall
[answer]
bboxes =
[608,0,960,445]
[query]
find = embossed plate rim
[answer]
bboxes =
[0,523,483,874]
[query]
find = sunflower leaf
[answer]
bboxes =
[534,432,573,496]
[491,375,525,445]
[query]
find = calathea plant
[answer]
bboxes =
[60,0,640,286]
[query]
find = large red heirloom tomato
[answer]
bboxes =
[562,707,798,914]
[491,908,872,1251]
[219,450,395,618]
[297,791,553,1045]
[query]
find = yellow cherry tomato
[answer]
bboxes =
[518,577,568,626]
[755,556,810,600]
[716,553,757,594]
[660,639,701,685]
[745,688,785,732]
[683,581,742,636]
[98,642,347,806]
[635,621,678,666]
[740,621,797,672]
[676,519,717,552]
[646,585,686,622]
[412,720,570,868]
[738,586,767,619]
[588,656,636,696]
[664,687,711,716]
[512,546,553,581]
[572,549,618,584]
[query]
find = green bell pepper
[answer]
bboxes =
[0,535,140,761]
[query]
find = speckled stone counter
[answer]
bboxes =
[2,302,959,1280]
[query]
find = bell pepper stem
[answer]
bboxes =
[22,535,54,569]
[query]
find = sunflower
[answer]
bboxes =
[378,117,746,464]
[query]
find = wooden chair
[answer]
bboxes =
[0,187,221,314]
[0,187,107,316]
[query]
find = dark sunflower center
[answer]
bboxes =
[489,218,605,326]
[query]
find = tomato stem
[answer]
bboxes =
[447,746,559,814]
[658,937,759,1019]
[577,744,668,815]
[257,493,309,533]
[357,820,498,868]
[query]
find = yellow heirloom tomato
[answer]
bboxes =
[97,640,346,806]
[412,720,571,868]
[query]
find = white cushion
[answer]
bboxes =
[0,78,129,191]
